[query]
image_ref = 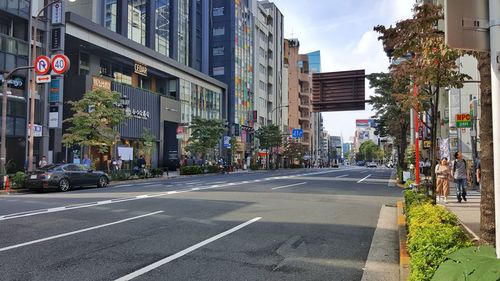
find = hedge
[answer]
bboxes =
[404,190,472,281]
[180,165,204,175]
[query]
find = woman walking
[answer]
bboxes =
[435,158,451,203]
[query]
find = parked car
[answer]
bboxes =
[356,161,366,166]
[367,162,378,168]
[25,164,110,192]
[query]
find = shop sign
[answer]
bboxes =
[51,2,63,25]
[27,124,42,137]
[423,140,432,149]
[134,62,148,76]
[127,108,150,120]
[456,113,471,128]
[92,76,111,91]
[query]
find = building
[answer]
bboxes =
[15,0,229,170]
[0,1,31,172]
[252,0,285,131]
[285,38,313,157]
[210,0,255,164]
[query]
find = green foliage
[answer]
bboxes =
[186,117,226,160]
[249,163,260,170]
[432,246,500,281]
[290,163,303,169]
[255,124,282,149]
[404,200,472,281]
[140,128,157,165]
[357,140,379,161]
[205,165,221,174]
[150,168,164,177]
[284,141,304,164]
[62,88,127,154]
[110,170,130,181]
[10,171,25,189]
[405,144,416,166]
[180,165,204,175]
[397,165,404,183]
[229,137,240,165]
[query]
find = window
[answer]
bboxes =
[259,80,266,91]
[259,64,266,75]
[105,0,118,32]
[127,0,147,45]
[213,26,225,36]
[213,47,224,56]
[213,66,224,76]
[259,47,266,58]
[155,0,170,56]
[213,7,224,16]
[177,0,189,65]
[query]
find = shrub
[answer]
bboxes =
[150,168,164,177]
[403,189,432,213]
[406,203,472,281]
[249,163,260,170]
[290,163,303,169]
[205,165,221,174]
[10,171,25,189]
[180,165,203,175]
[110,170,130,181]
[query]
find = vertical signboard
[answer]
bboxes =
[51,2,63,25]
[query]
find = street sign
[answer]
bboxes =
[224,136,231,148]
[51,54,70,75]
[36,75,51,84]
[27,124,42,137]
[292,129,303,138]
[51,2,63,25]
[34,55,51,75]
[456,113,472,128]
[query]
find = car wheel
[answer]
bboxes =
[59,178,70,192]
[98,176,108,188]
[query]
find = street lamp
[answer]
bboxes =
[270,104,288,124]
[27,0,76,171]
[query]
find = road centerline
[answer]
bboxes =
[114,217,262,281]
[0,211,164,253]
[336,174,349,178]
[271,182,307,190]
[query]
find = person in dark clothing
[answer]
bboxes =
[136,155,146,176]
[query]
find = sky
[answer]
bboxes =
[272,0,414,141]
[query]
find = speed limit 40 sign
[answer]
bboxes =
[51,54,70,75]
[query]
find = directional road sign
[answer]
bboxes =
[292,129,303,138]
[34,55,51,75]
[35,75,51,84]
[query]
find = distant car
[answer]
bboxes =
[356,161,365,166]
[25,164,110,192]
[367,162,377,168]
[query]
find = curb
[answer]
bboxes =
[397,200,410,281]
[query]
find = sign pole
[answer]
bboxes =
[489,0,500,259]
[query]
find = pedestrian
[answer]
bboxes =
[435,157,451,203]
[452,151,469,203]
[137,155,146,175]
[424,158,431,178]
[38,156,48,168]
[82,154,92,167]
[476,158,481,191]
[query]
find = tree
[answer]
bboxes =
[62,88,126,155]
[186,117,226,163]
[284,141,304,166]
[357,140,379,162]
[374,3,470,183]
[139,128,156,167]
[255,124,283,169]
[229,136,240,165]
[367,73,410,169]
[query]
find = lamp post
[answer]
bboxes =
[270,104,288,125]
[27,0,76,172]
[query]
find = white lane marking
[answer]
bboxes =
[336,174,349,178]
[116,184,133,188]
[271,182,307,190]
[357,174,372,183]
[0,211,164,253]
[0,170,339,221]
[114,217,262,281]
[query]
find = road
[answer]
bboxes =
[0,166,400,281]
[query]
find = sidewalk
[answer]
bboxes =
[439,188,481,241]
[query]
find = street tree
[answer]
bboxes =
[139,128,156,167]
[228,136,240,165]
[255,124,283,169]
[367,73,410,169]
[357,140,379,162]
[62,88,126,156]
[374,3,470,182]
[284,141,304,166]
[186,117,226,163]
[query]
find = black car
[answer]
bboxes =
[25,164,110,192]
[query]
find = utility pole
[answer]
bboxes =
[489,0,500,259]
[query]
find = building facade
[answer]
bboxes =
[13,0,228,170]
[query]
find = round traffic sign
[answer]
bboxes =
[34,55,51,75]
[51,54,70,75]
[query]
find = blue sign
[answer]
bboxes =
[292,129,303,138]
[49,78,60,103]
[223,136,231,148]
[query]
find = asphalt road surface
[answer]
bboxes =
[0,166,401,281]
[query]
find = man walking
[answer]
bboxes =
[452,151,469,203]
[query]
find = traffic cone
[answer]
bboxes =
[4,175,10,192]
